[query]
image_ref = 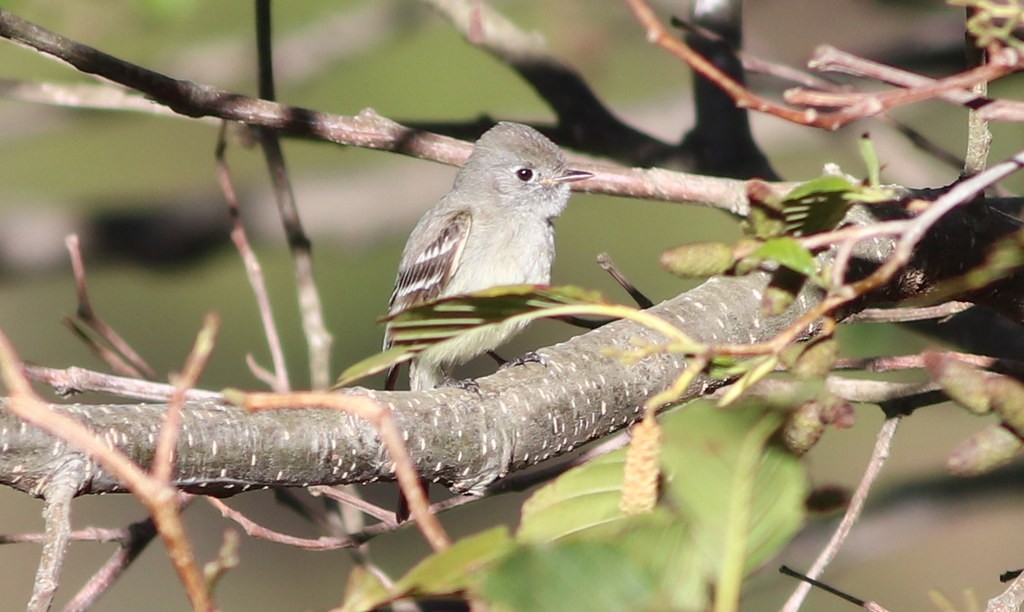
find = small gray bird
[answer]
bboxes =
[385,122,592,391]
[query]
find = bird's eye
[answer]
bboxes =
[515,168,534,182]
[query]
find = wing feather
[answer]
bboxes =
[384,211,471,350]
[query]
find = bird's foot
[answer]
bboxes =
[441,376,481,394]
[499,351,549,371]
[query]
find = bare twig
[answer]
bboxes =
[809,44,1024,122]
[0,9,763,214]
[0,331,212,610]
[253,0,332,390]
[625,0,1024,130]
[307,486,397,527]
[153,314,219,484]
[846,302,972,323]
[64,234,157,380]
[597,253,654,308]
[781,416,902,612]
[241,391,451,552]
[28,459,81,612]
[23,364,221,401]
[65,497,191,612]
[214,123,290,393]
[206,498,359,550]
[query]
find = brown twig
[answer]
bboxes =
[596,253,654,309]
[23,364,221,402]
[206,497,359,550]
[214,123,290,393]
[808,44,1024,122]
[781,416,902,612]
[787,46,1021,119]
[152,314,219,484]
[253,0,333,391]
[621,0,862,130]
[0,9,762,215]
[624,0,1024,130]
[0,331,212,610]
[307,486,397,526]
[64,497,191,612]
[846,301,972,323]
[64,234,157,380]
[241,391,451,552]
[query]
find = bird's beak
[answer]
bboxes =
[550,169,594,184]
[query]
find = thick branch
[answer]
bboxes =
[3,199,1021,497]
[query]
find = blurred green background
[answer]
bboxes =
[2,1,1024,610]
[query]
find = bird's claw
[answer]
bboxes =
[499,351,549,371]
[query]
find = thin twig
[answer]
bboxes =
[307,486,397,527]
[64,234,157,380]
[781,416,903,612]
[809,44,1024,122]
[846,302,972,323]
[207,498,359,550]
[242,391,451,551]
[254,0,333,391]
[22,364,220,402]
[0,9,762,214]
[153,314,219,484]
[214,122,290,392]
[64,497,191,612]
[0,331,212,610]
[28,460,81,612]
[597,253,655,308]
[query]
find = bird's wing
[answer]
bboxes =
[384,210,472,349]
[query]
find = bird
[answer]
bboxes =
[384,122,593,392]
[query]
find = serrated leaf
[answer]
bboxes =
[483,540,656,612]
[518,451,628,543]
[781,176,856,236]
[752,238,817,277]
[783,175,856,201]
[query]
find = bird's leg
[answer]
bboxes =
[486,350,507,366]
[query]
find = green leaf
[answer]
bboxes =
[345,526,514,610]
[659,403,806,588]
[780,176,856,236]
[751,238,817,277]
[334,284,702,387]
[384,285,611,349]
[783,175,856,201]
[859,133,881,187]
[483,540,657,612]
[395,526,514,596]
[332,346,415,388]
[511,404,805,610]
[338,566,391,612]
[615,516,709,610]
[518,450,628,543]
